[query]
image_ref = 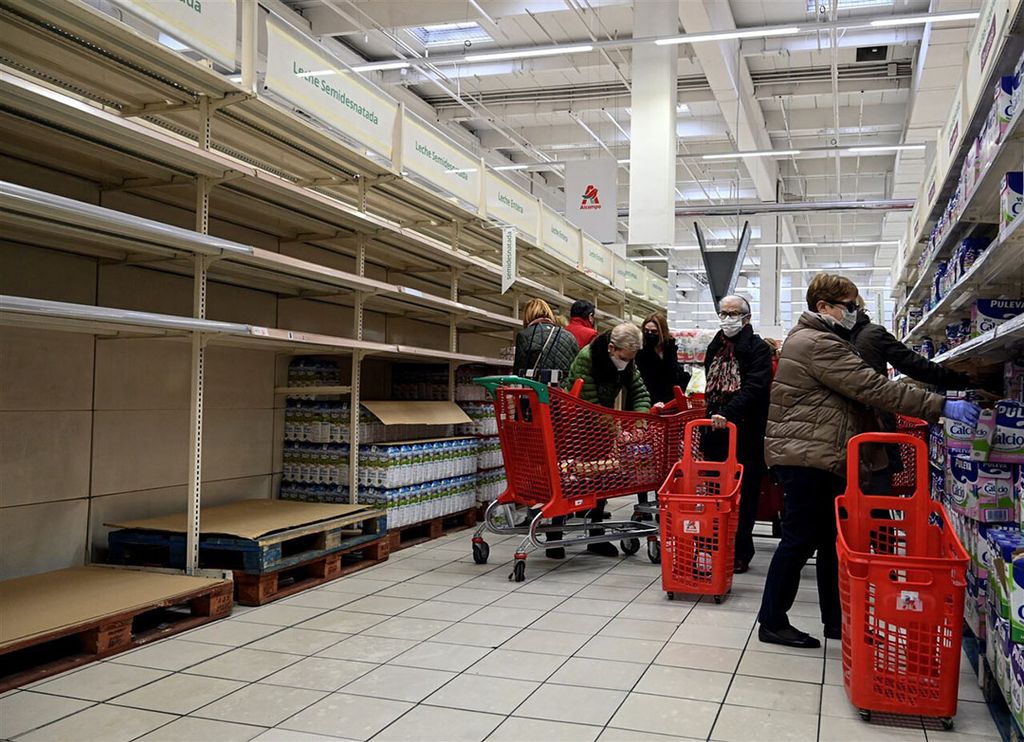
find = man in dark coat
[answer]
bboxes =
[850,306,971,492]
[703,295,773,573]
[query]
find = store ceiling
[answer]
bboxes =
[279,0,981,307]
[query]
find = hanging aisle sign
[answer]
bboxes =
[402,114,481,208]
[582,237,614,283]
[264,17,399,161]
[565,158,618,244]
[501,227,517,294]
[110,0,237,70]
[485,173,539,241]
[541,207,581,267]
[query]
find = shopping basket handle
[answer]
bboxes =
[844,432,927,495]
[473,375,551,402]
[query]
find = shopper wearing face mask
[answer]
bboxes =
[702,295,773,574]
[757,273,981,649]
[568,323,651,556]
[636,312,690,405]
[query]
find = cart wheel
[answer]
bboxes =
[647,540,661,564]
[510,560,526,582]
[631,512,643,523]
[666,592,675,601]
[940,718,954,731]
[858,710,871,723]
[621,538,641,556]
[472,540,490,565]
[714,594,723,604]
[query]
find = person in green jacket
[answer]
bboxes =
[567,323,650,556]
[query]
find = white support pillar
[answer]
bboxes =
[627,1,677,248]
[758,217,781,334]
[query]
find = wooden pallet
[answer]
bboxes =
[0,569,232,692]
[109,510,387,574]
[235,536,389,606]
[388,508,478,552]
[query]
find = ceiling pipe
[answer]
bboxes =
[615,199,915,217]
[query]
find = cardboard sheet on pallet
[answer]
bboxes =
[0,566,227,649]
[105,499,371,540]
[362,400,471,425]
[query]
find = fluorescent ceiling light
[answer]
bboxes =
[351,61,411,72]
[616,158,631,164]
[870,11,979,26]
[494,164,527,171]
[464,45,593,62]
[757,242,820,248]
[656,26,800,46]
[806,0,892,10]
[847,144,926,153]
[633,256,669,262]
[840,240,899,247]
[409,21,492,48]
[703,149,800,160]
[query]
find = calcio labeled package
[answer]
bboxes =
[947,452,1015,522]
[993,400,1024,462]
[973,299,1024,338]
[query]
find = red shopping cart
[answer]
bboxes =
[836,432,968,729]
[658,419,743,603]
[470,376,692,582]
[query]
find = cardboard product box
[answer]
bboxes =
[1018,466,1024,530]
[1001,172,1023,235]
[993,400,1024,463]
[966,565,984,637]
[993,607,1014,702]
[973,300,1024,338]
[986,529,1024,611]
[1011,643,1024,731]
[1010,557,1024,645]
[996,76,1019,141]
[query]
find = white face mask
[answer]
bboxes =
[720,317,744,337]
[839,308,858,331]
[610,354,630,371]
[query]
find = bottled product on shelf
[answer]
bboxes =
[456,403,499,436]
[357,438,478,489]
[357,474,478,529]
[476,469,508,504]
[476,437,504,471]
[286,358,342,389]
[391,364,451,401]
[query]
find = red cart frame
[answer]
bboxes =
[470,375,698,581]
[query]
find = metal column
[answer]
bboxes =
[186,94,212,575]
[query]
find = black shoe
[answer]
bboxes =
[545,547,566,560]
[758,625,821,649]
[734,560,749,574]
[824,625,841,640]
[587,542,619,557]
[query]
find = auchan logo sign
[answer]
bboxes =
[580,184,601,210]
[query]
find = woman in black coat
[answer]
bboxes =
[636,312,690,404]
[635,312,690,512]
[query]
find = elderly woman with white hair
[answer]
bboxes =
[567,322,651,556]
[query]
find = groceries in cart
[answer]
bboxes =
[836,431,967,730]
[658,419,744,603]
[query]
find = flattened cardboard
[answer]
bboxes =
[0,566,229,648]
[105,499,368,540]
[362,400,471,426]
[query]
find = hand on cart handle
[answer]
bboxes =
[710,414,728,430]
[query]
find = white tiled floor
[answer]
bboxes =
[2,498,1003,742]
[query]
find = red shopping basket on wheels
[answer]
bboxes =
[470,376,691,581]
[658,419,743,603]
[836,432,968,729]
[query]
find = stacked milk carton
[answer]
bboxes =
[939,361,1024,655]
[358,474,478,529]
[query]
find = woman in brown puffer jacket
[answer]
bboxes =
[756,273,978,650]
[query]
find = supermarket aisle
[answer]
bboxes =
[0,498,1001,742]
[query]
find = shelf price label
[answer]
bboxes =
[264,18,399,162]
[501,227,517,295]
[110,0,237,70]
